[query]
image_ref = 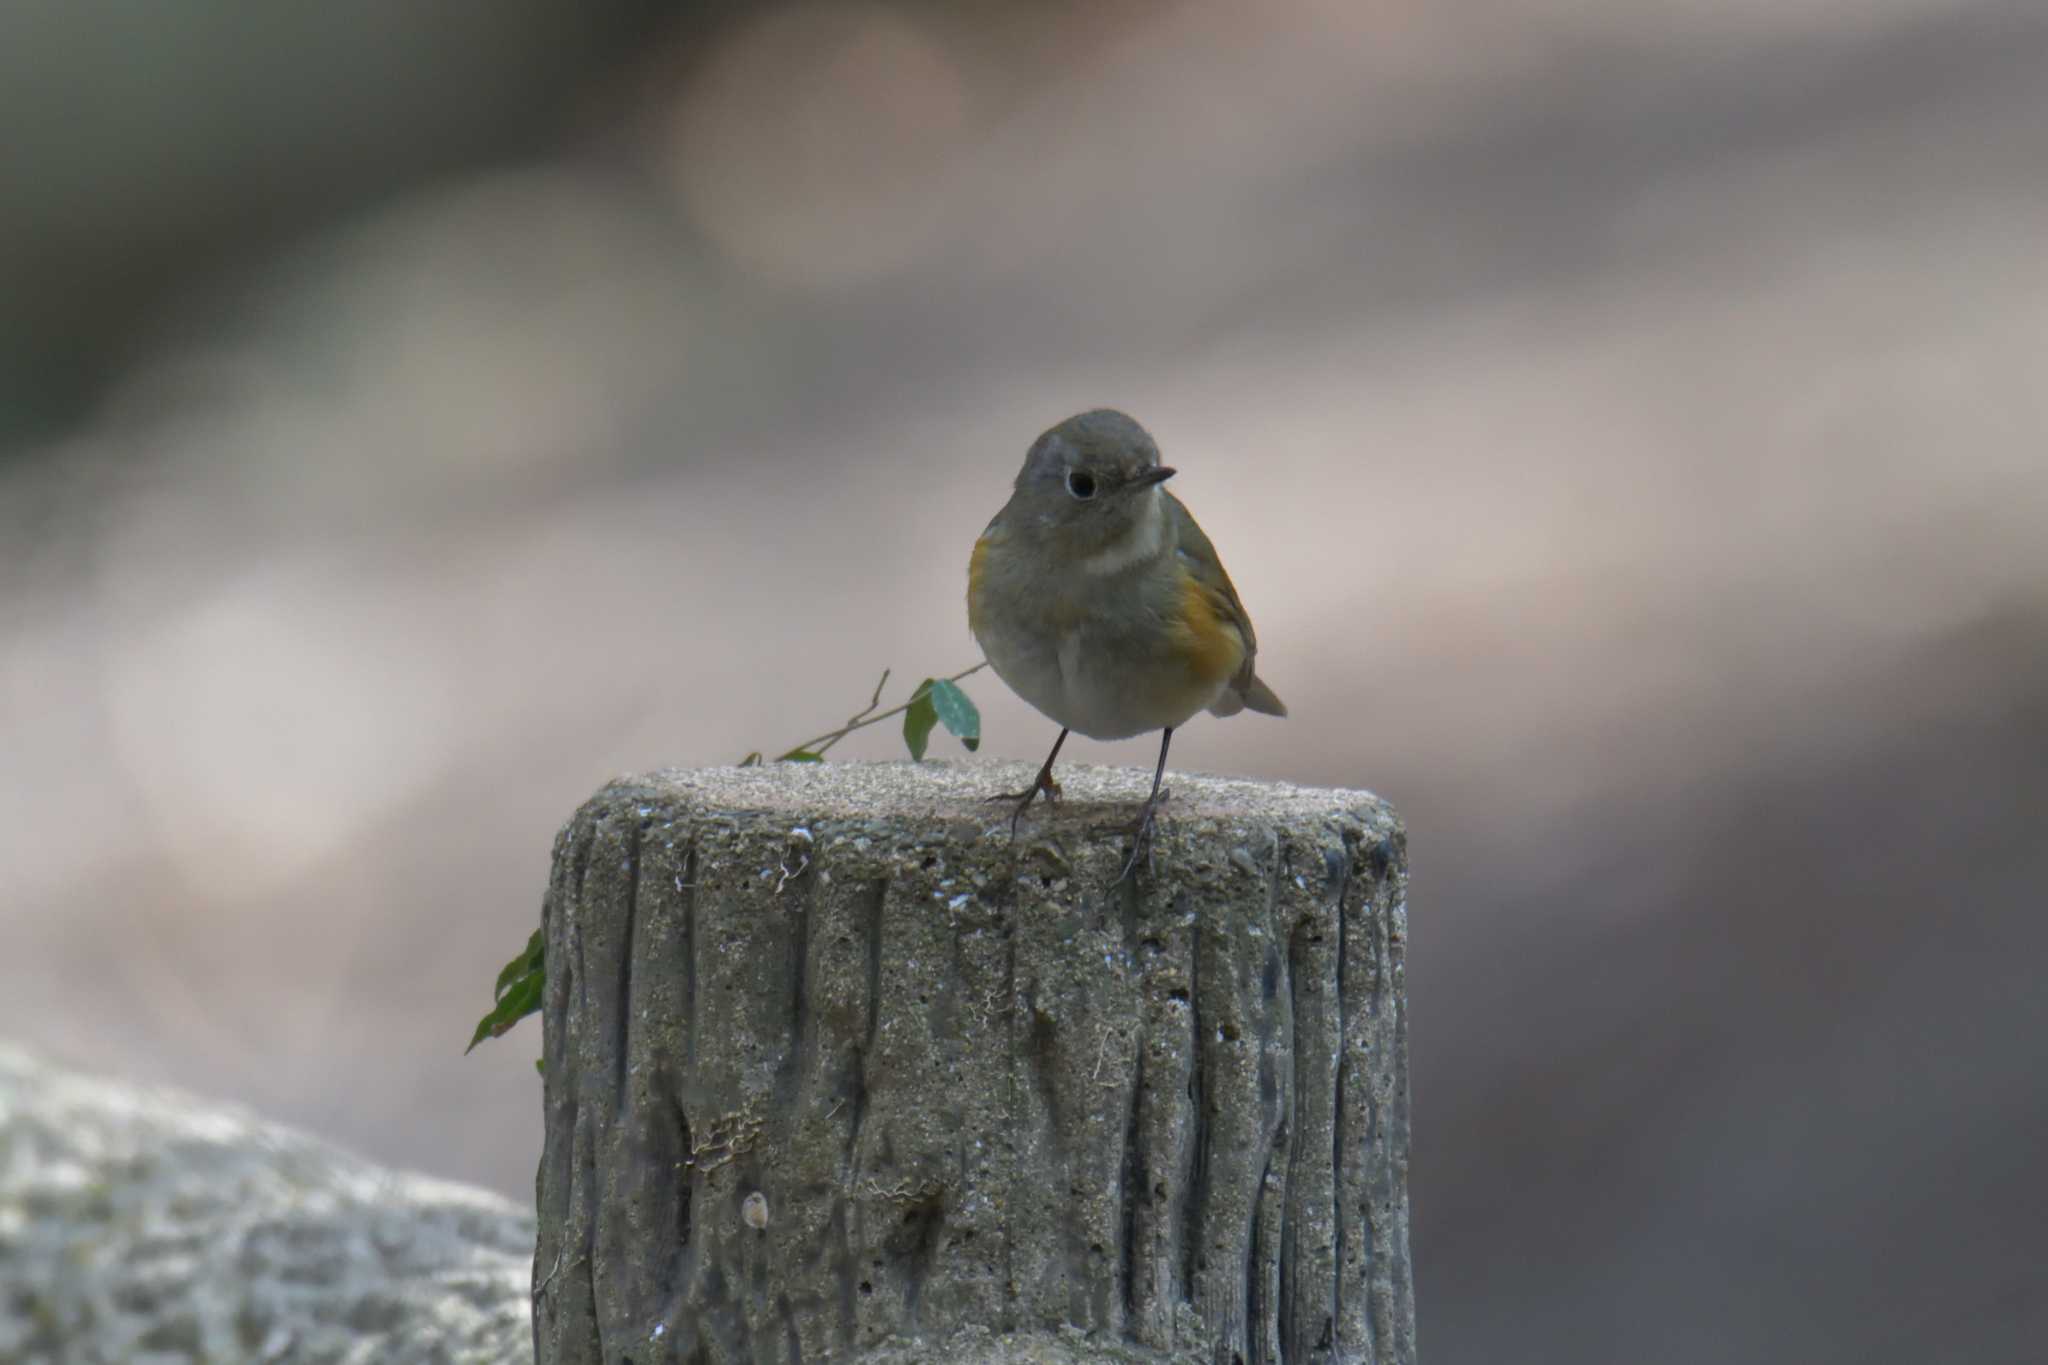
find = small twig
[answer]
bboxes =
[780,661,988,760]
[809,668,892,758]
[861,1175,943,1204]
[532,1248,581,1302]
[776,853,810,894]
[685,1108,764,1174]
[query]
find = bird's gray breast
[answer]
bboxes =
[972,533,1206,740]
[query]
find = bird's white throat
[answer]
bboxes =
[1078,491,1165,576]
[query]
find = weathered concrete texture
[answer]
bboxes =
[0,1044,535,1364]
[535,760,1412,1365]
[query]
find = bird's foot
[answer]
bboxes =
[986,768,1062,840]
[1115,786,1172,885]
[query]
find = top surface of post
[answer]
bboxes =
[620,759,1396,832]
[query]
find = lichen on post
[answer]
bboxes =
[532,760,1413,1365]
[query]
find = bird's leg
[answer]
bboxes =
[1116,727,1174,884]
[986,728,1069,839]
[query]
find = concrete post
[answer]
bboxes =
[533,761,1413,1365]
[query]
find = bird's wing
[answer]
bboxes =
[1166,491,1258,684]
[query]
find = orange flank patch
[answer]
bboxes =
[967,535,993,636]
[1169,570,1246,688]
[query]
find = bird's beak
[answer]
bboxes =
[1131,465,1177,488]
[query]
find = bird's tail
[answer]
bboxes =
[1210,673,1288,719]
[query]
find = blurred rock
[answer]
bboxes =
[0,1044,534,1365]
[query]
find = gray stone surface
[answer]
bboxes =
[536,760,1413,1364]
[0,1044,535,1364]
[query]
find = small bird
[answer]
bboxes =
[967,409,1285,875]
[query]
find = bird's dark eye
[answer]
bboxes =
[1066,470,1097,500]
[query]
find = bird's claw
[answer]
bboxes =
[989,770,1062,841]
[1114,786,1171,885]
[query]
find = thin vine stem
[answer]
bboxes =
[782,660,988,759]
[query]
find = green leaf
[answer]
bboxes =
[470,931,546,1054]
[738,752,763,767]
[467,970,543,1052]
[493,929,544,1000]
[777,749,825,763]
[927,679,981,752]
[903,680,939,761]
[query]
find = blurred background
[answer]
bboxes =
[3,1,2044,1360]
